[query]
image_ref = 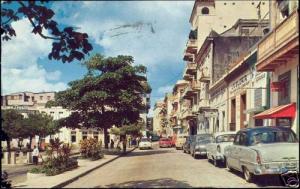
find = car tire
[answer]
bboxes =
[243,167,255,183]
[213,158,219,167]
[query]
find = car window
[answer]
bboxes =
[233,133,240,145]
[239,133,247,146]
[216,134,235,143]
[250,130,298,145]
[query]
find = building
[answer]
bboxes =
[153,101,165,135]
[254,1,299,136]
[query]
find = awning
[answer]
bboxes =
[253,103,296,119]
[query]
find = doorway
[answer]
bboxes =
[240,93,247,129]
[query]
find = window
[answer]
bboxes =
[255,119,263,126]
[232,2,235,5]
[19,95,22,100]
[278,71,291,105]
[11,96,14,100]
[47,96,51,100]
[276,118,291,127]
[201,7,209,15]
[250,130,298,145]
[31,96,35,101]
[40,96,43,100]
[71,135,76,143]
[241,28,250,36]
[24,96,30,102]
[82,131,88,140]
[50,111,54,114]
[277,0,289,18]
[59,112,63,114]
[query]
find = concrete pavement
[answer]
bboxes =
[65,143,285,188]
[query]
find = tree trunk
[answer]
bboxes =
[122,134,127,153]
[104,128,109,149]
[29,136,32,150]
[6,139,11,153]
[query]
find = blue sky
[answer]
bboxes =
[1,1,194,116]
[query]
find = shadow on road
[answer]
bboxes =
[226,168,284,187]
[95,178,193,188]
[124,150,171,157]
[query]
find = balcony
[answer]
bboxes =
[191,80,201,91]
[192,105,198,114]
[257,10,299,71]
[183,50,194,62]
[199,68,210,82]
[186,39,197,54]
[198,98,209,109]
[182,108,196,119]
[183,72,193,81]
[185,62,197,75]
[182,86,197,99]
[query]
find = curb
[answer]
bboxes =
[52,147,137,188]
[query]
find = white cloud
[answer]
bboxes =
[157,85,173,95]
[1,19,67,95]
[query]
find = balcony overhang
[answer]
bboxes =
[186,39,197,54]
[183,73,193,81]
[186,63,197,75]
[256,10,299,72]
[183,51,194,62]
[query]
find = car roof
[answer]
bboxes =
[239,126,293,134]
[213,131,237,137]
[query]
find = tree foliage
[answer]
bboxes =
[1,1,93,63]
[1,109,24,141]
[55,54,151,148]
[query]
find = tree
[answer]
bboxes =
[55,54,151,149]
[1,1,93,63]
[22,112,59,149]
[1,109,24,152]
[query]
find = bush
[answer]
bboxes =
[30,138,78,176]
[80,138,103,160]
[29,167,42,174]
[1,171,11,189]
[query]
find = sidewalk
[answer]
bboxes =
[13,147,136,188]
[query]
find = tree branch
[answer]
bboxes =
[18,1,61,40]
[1,12,18,25]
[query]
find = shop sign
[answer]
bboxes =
[230,73,251,93]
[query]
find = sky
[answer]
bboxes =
[1,1,194,116]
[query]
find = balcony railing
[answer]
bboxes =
[182,85,197,99]
[192,105,198,114]
[186,39,197,54]
[183,50,194,62]
[198,98,209,108]
[257,10,299,65]
[199,69,210,82]
[192,80,201,91]
[182,108,195,119]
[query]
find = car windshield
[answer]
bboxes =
[250,130,298,145]
[141,138,150,142]
[216,134,235,143]
[196,135,212,142]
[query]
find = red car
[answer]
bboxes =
[159,138,173,148]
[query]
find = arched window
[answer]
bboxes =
[201,7,209,15]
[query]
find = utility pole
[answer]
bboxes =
[257,1,262,36]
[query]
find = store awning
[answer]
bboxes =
[253,103,296,119]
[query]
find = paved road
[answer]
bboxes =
[65,143,284,188]
[2,164,40,185]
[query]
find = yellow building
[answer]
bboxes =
[255,1,299,136]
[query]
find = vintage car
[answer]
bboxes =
[190,134,213,159]
[175,134,187,150]
[224,126,299,183]
[159,137,173,148]
[138,138,152,150]
[183,135,192,154]
[206,131,236,167]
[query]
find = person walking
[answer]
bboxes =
[32,145,39,165]
[110,139,114,149]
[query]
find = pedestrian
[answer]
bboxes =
[32,145,39,165]
[110,139,114,149]
[128,136,131,148]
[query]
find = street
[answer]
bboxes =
[65,142,284,188]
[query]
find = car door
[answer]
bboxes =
[236,132,248,171]
[228,132,241,169]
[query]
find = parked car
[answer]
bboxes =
[206,131,236,167]
[183,136,192,153]
[159,137,173,148]
[190,134,213,159]
[151,135,160,142]
[175,135,187,150]
[224,126,299,183]
[139,138,152,150]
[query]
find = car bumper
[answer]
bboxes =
[195,149,207,155]
[253,163,299,175]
